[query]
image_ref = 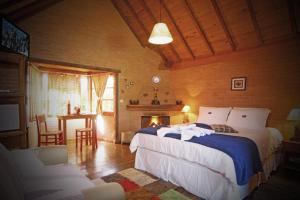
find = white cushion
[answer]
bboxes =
[196,106,232,125]
[11,150,45,178]
[0,143,24,200]
[226,107,271,129]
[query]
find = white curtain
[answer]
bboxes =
[92,74,108,114]
[48,74,81,116]
[29,66,47,120]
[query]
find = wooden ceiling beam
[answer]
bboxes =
[162,0,196,59]
[111,0,146,48]
[5,0,63,22]
[141,0,180,62]
[0,0,24,10]
[185,0,214,55]
[171,35,300,69]
[245,0,264,44]
[123,0,168,64]
[211,0,236,51]
[287,0,298,34]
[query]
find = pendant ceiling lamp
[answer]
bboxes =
[148,0,173,45]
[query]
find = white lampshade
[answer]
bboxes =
[181,105,191,113]
[287,108,300,121]
[148,23,173,45]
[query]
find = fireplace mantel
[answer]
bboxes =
[126,104,184,111]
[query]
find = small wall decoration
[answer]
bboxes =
[231,77,247,91]
[152,75,160,84]
[0,17,30,57]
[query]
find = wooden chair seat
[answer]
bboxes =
[75,119,97,151]
[36,115,64,146]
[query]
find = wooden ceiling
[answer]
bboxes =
[0,0,62,22]
[111,0,300,68]
[1,0,299,69]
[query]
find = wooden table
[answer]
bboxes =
[57,114,97,147]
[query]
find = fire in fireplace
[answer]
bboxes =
[141,115,170,128]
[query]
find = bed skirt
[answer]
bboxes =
[134,147,281,200]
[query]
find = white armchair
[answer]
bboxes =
[0,143,125,200]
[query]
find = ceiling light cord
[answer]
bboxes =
[159,0,161,22]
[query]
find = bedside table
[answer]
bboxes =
[282,140,300,171]
[121,131,135,144]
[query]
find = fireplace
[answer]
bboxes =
[141,115,170,128]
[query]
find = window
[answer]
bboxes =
[80,76,89,113]
[29,68,115,119]
[91,75,115,115]
[102,75,115,114]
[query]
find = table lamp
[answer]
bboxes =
[182,105,191,123]
[287,108,300,135]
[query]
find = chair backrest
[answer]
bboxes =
[35,114,48,135]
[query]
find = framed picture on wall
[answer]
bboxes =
[231,77,247,91]
[0,16,30,57]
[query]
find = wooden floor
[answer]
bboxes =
[67,140,135,179]
[67,140,300,199]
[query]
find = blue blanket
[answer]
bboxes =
[137,126,263,185]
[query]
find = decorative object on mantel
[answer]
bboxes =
[148,0,173,45]
[176,100,183,105]
[181,105,191,123]
[231,77,247,91]
[287,108,300,134]
[151,87,160,105]
[129,100,139,105]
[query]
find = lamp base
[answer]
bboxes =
[182,113,189,124]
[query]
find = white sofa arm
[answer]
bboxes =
[31,145,68,165]
[82,183,125,200]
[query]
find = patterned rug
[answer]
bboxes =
[102,168,202,200]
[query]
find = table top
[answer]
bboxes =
[57,113,97,120]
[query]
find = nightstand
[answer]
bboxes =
[282,140,300,171]
[121,131,135,144]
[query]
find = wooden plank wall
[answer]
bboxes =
[170,39,300,139]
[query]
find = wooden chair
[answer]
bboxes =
[75,118,98,151]
[36,114,64,147]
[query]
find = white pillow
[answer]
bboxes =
[226,107,271,129]
[196,106,232,125]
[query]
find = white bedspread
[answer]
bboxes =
[130,127,283,185]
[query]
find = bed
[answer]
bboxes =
[129,107,283,200]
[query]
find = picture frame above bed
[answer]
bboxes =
[231,77,247,91]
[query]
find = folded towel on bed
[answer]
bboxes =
[157,124,215,140]
[157,127,180,137]
[181,127,215,141]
